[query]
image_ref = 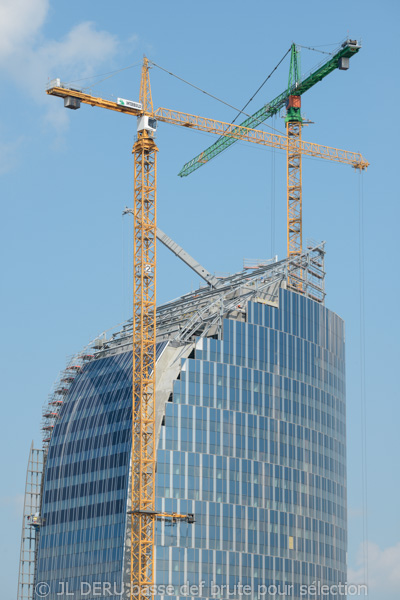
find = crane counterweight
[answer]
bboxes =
[64,96,80,110]
[338,57,350,70]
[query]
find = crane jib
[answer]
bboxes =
[178,40,361,177]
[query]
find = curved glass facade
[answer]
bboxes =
[35,289,346,600]
[35,343,166,600]
[154,290,346,600]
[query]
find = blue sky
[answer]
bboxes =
[2,0,399,598]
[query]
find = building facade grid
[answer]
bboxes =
[154,290,346,600]
[34,290,346,600]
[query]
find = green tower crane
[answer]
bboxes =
[178,39,362,289]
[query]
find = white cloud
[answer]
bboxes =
[37,21,119,88]
[0,0,121,131]
[348,540,400,599]
[8,20,119,101]
[0,0,48,59]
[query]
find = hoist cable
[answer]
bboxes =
[150,59,286,135]
[358,171,369,588]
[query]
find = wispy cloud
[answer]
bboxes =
[348,540,400,599]
[0,0,48,59]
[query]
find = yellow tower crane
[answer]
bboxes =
[47,57,368,600]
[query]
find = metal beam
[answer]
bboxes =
[123,208,219,288]
[156,226,220,288]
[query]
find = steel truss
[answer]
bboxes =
[287,120,303,291]
[93,243,326,361]
[131,58,158,600]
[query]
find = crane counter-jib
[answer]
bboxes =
[46,83,143,116]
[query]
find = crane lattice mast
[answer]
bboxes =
[286,44,303,289]
[130,58,158,600]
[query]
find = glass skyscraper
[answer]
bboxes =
[25,248,347,600]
